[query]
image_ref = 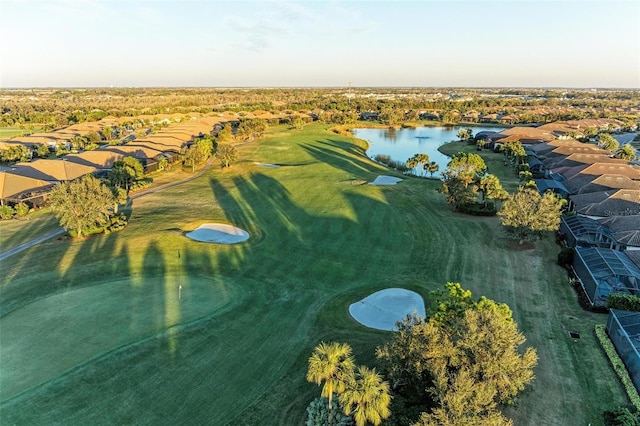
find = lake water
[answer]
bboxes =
[354,126,507,178]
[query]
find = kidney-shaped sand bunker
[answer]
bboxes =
[186,223,250,244]
[349,288,426,331]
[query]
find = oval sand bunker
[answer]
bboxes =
[349,288,426,331]
[186,223,249,244]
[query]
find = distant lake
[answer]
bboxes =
[354,126,507,178]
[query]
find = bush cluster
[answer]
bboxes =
[557,247,574,266]
[306,397,354,426]
[607,294,640,312]
[457,203,497,216]
[0,202,30,220]
[374,154,410,173]
[604,406,640,426]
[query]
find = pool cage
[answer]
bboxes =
[559,215,614,249]
[573,247,640,307]
[607,310,640,392]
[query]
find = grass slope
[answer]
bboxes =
[0,124,626,425]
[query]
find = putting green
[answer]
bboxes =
[0,274,244,401]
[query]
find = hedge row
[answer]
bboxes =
[608,294,640,313]
[595,324,640,410]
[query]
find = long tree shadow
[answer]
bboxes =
[0,134,414,424]
[302,138,392,178]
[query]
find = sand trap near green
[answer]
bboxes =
[186,223,250,244]
[368,175,402,185]
[0,275,243,401]
[349,288,426,331]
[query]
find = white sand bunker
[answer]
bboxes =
[349,288,426,331]
[186,223,249,244]
[368,175,402,185]
[255,163,280,168]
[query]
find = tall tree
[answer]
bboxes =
[48,175,115,238]
[339,366,391,426]
[102,126,114,141]
[441,152,487,208]
[109,156,145,191]
[216,143,237,168]
[498,187,566,242]
[443,152,487,187]
[479,174,508,207]
[616,143,637,161]
[307,342,356,412]
[424,161,439,177]
[598,133,619,152]
[377,283,537,426]
[406,153,430,176]
[457,129,471,141]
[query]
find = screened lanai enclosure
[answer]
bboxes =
[574,247,640,307]
[559,215,614,249]
[607,310,640,392]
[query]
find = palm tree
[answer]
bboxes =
[425,161,439,177]
[616,144,637,161]
[307,342,355,412]
[339,366,392,426]
[406,156,418,172]
[415,153,430,176]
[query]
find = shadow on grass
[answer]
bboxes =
[0,133,414,425]
[302,138,390,178]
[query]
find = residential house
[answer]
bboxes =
[564,174,640,195]
[568,189,640,218]
[0,172,54,206]
[6,159,97,182]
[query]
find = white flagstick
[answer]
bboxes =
[179,285,182,301]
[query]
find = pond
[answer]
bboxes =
[354,126,507,178]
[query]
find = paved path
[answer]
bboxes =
[0,157,217,261]
[0,228,65,262]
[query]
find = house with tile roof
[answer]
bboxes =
[6,159,97,182]
[0,172,54,206]
[568,189,640,218]
[64,150,125,170]
[564,174,640,195]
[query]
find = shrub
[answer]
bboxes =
[106,213,128,233]
[607,294,640,312]
[457,203,497,216]
[0,205,15,220]
[557,247,574,266]
[374,154,391,164]
[604,406,640,426]
[306,397,354,426]
[595,324,640,410]
[14,202,30,217]
[388,159,409,172]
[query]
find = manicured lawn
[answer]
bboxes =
[0,127,42,138]
[0,208,60,251]
[0,124,626,425]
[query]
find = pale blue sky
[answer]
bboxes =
[1,0,638,88]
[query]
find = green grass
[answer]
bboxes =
[0,127,43,138]
[0,124,626,425]
[0,208,61,251]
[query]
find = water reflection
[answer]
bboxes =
[354,126,506,178]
